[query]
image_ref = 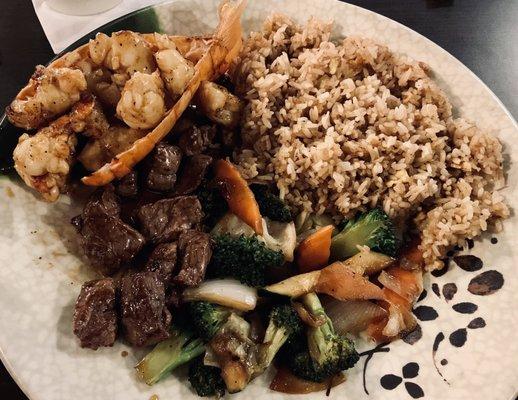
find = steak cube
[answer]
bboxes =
[120,272,171,347]
[144,242,178,286]
[145,143,182,192]
[175,154,213,195]
[73,278,117,350]
[72,186,145,276]
[137,196,203,244]
[174,230,212,287]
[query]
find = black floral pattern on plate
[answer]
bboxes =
[413,305,439,321]
[360,238,505,398]
[449,317,488,347]
[428,249,504,382]
[468,270,504,295]
[452,302,478,314]
[431,283,441,298]
[431,332,449,384]
[401,324,422,345]
[442,283,457,301]
[453,255,483,271]
[360,343,391,395]
[380,362,424,398]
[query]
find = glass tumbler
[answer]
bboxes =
[46,0,123,16]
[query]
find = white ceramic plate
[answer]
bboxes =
[0,1,517,399]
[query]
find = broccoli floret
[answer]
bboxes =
[135,326,205,385]
[197,184,229,229]
[188,357,226,397]
[330,208,397,260]
[250,184,292,223]
[288,293,359,382]
[259,304,303,368]
[208,234,284,286]
[189,301,231,342]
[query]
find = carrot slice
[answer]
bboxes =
[316,262,385,301]
[296,225,334,272]
[214,159,263,235]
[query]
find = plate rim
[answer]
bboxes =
[1,1,517,399]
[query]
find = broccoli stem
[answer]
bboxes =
[288,293,360,382]
[300,292,326,316]
[300,293,334,364]
[261,323,289,367]
[135,327,205,385]
[259,305,303,369]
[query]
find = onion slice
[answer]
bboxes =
[263,270,321,298]
[341,250,394,275]
[183,279,257,311]
[269,367,345,394]
[262,218,297,262]
[322,297,387,335]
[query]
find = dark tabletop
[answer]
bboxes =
[0,0,517,399]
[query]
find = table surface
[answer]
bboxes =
[0,0,517,399]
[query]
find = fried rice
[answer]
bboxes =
[232,15,509,270]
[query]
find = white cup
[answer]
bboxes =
[46,0,123,16]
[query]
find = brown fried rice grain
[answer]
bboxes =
[232,15,509,270]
